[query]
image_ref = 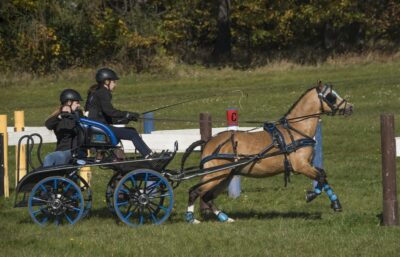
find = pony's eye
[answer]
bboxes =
[325,93,337,104]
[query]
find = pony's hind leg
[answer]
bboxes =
[185,170,234,223]
[185,185,202,224]
[201,175,235,223]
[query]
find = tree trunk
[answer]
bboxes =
[212,0,231,63]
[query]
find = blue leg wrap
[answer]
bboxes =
[217,212,229,222]
[314,187,322,195]
[323,184,338,201]
[185,211,195,223]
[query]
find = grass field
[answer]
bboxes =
[1,58,400,257]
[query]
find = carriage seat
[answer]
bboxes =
[78,118,119,149]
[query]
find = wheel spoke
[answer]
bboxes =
[40,216,49,225]
[124,211,133,220]
[143,173,149,192]
[138,178,143,190]
[146,179,162,194]
[120,187,130,195]
[148,193,172,199]
[64,183,72,193]
[32,207,46,215]
[53,179,58,190]
[117,201,129,206]
[129,176,136,187]
[157,205,168,212]
[40,184,47,192]
[64,213,74,224]
[55,216,61,225]
[146,206,158,223]
[148,201,168,214]
[147,204,157,212]
[32,197,48,203]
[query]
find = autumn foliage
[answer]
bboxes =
[1,0,399,74]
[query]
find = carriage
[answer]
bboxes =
[14,83,353,227]
[14,117,182,227]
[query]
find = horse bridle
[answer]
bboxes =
[317,84,348,116]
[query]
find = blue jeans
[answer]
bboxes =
[43,150,72,167]
[110,127,152,156]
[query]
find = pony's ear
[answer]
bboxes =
[317,80,323,90]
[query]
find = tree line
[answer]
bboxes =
[1,0,399,74]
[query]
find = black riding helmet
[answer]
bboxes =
[95,68,119,84]
[60,89,83,104]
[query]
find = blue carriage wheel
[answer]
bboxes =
[28,176,85,226]
[113,169,174,227]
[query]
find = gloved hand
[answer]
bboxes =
[125,112,140,122]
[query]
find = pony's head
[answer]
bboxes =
[317,83,353,116]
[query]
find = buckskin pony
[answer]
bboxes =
[184,82,353,224]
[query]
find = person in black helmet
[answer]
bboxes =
[43,89,83,167]
[85,68,154,158]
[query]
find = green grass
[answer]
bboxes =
[1,60,400,256]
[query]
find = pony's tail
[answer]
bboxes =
[181,140,206,171]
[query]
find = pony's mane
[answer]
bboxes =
[283,86,317,118]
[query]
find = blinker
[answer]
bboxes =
[325,93,337,105]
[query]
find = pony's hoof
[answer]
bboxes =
[185,211,201,224]
[191,219,201,224]
[217,212,233,223]
[331,199,342,212]
[305,190,319,203]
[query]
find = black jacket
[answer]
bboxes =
[85,86,128,124]
[45,112,79,151]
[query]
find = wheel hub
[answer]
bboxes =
[138,194,149,206]
[47,194,65,215]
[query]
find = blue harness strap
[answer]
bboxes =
[263,121,316,154]
[263,121,316,185]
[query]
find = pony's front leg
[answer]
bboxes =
[305,167,342,212]
[322,183,342,212]
[305,167,325,202]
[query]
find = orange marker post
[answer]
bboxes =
[14,111,26,184]
[0,115,9,198]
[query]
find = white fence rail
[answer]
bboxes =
[7,126,263,153]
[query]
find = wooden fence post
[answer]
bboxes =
[0,115,9,198]
[199,113,212,214]
[14,111,26,184]
[199,113,212,142]
[380,114,398,226]
[0,134,4,197]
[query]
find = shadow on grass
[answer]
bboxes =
[88,207,116,219]
[229,211,322,220]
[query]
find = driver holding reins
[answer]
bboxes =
[85,68,163,159]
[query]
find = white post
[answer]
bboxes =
[227,108,241,198]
